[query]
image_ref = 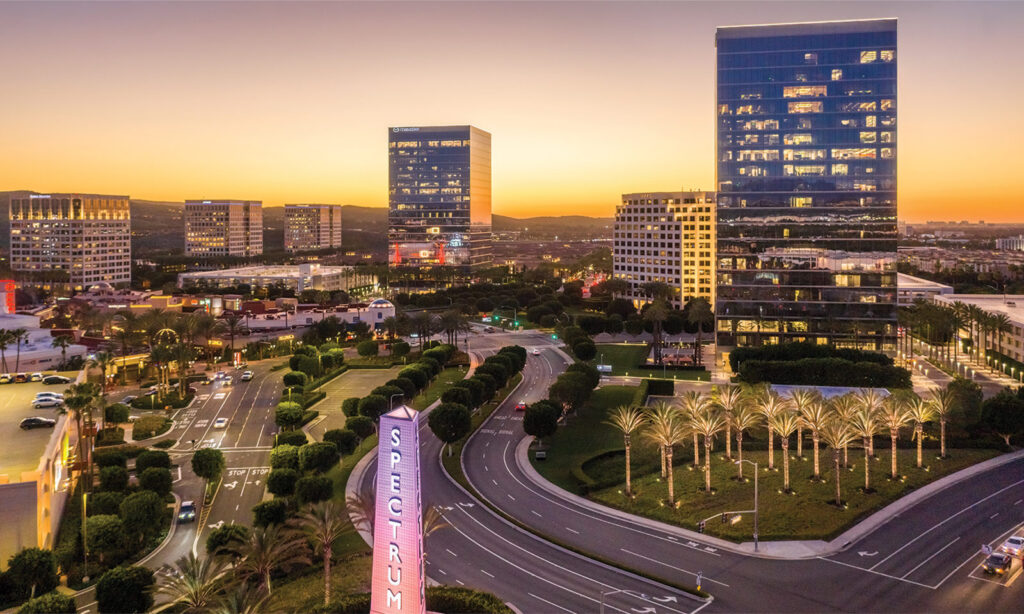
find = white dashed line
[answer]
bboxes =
[446,549,458,557]
[566,527,580,534]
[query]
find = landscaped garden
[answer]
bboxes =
[593,343,710,381]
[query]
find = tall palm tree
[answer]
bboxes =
[820,419,859,506]
[787,388,820,459]
[346,489,376,537]
[679,391,713,468]
[931,387,955,459]
[730,404,761,480]
[644,404,686,505]
[88,351,115,397]
[686,297,714,367]
[193,313,220,366]
[799,398,831,480]
[643,299,671,365]
[992,313,1012,363]
[850,405,882,492]
[156,552,228,612]
[51,335,74,369]
[906,397,936,468]
[11,328,28,371]
[171,343,196,397]
[831,394,859,468]
[881,396,913,479]
[644,401,675,478]
[238,524,311,596]
[768,410,802,491]
[713,385,744,459]
[756,390,790,470]
[219,313,246,357]
[853,388,886,457]
[605,405,647,496]
[291,502,349,606]
[951,300,969,361]
[689,408,726,493]
[410,312,438,352]
[0,329,11,372]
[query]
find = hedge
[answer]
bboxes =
[644,378,675,397]
[312,586,512,614]
[737,357,912,388]
[729,341,893,372]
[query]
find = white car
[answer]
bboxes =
[33,398,63,409]
[532,349,541,356]
[1000,535,1024,558]
[29,373,43,382]
[240,371,253,381]
[35,392,64,400]
[213,417,229,429]
[223,376,233,386]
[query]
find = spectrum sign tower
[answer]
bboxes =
[370,405,426,614]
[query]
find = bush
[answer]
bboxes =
[88,491,125,517]
[295,476,333,505]
[399,367,428,390]
[270,444,300,470]
[95,566,154,614]
[95,427,125,447]
[119,491,164,547]
[283,371,308,387]
[566,362,600,389]
[138,467,172,497]
[624,316,645,335]
[99,466,128,492]
[346,416,375,440]
[358,395,388,421]
[85,515,125,566]
[736,357,912,388]
[453,378,485,408]
[323,429,359,455]
[5,548,58,602]
[729,341,893,372]
[371,385,405,404]
[18,592,76,614]
[388,377,418,399]
[252,499,288,527]
[295,355,322,378]
[135,450,171,473]
[275,402,304,430]
[104,403,130,426]
[94,449,127,469]
[299,442,340,473]
[275,430,308,447]
[205,523,248,558]
[300,409,319,426]
[391,341,411,357]
[474,363,508,388]
[342,397,360,417]
[441,386,473,408]
[356,340,379,357]
[418,356,442,377]
[539,313,558,328]
[266,468,299,497]
[572,340,597,361]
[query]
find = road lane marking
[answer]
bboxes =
[935,521,1024,589]
[437,568,447,576]
[456,579,465,586]
[991,513,1000,519]
[566,527,580,534]
[819,556,935,589]
[621,549,730,588]
[901,536,960,579]
[1015,499,1022,505]
[508,494,515,501]
[482,570,494,578]
[870,478,1024,570]
[527,592,576,614]
[446,548,458,557]
[532,510,542,518]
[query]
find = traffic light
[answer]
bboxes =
[698,520,706,534]
[513,321,520,327]
[551,334,558,339]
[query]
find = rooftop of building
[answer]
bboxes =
[179,264,363,279]
[18,193,130,200]
[184,199,262,205]
[934,294,1024,326]
[0,382,74,482]
[284,204,342,209]
[716,17,897,39]
[389,125,489,136]
[897,273,954,291]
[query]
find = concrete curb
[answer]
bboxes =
[515,437,1024,560]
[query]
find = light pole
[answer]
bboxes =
[735,459,759,551]
[390,393,403,410]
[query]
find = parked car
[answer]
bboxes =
[33,398,64,409]
[213,417,229,429]
[42,375,71,385]
[1000,535,1024,558]
[178,501,197,523]
[143,388,158,397]
[240,371,253,382]
[121,395,138,405]
[35,392,64,400]
[14,373,29,383]
[982,552,1012,574]
[29,373,43,382]
[20,417,56,429]
[0,373,11,384]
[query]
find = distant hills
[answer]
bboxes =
[0,193,612,254]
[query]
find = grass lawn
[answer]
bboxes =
[267,552,372,611]
[132,414,171,440]
[593,343,710,381]
[410,367,466,410]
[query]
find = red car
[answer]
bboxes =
[515,402,527,412]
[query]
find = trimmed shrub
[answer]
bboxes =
[18,592,76,614]
[99,466,128,492]
[644,378,675,396]
[387,377,418,399]
[135,450,171,473]
[342,397,361,417]
[295,476,333,505]
[356,340,379,357]
[275,402,304,430]
[252,500,288,527]
[138,467,172,497]
[266,468,298,497]
[275,430,308,447]
[270,444,300,470]
[391,341,411,357]
[323,429,359,455]
[357,395,388,421]
[346,416,375,440]
[95,566,154,614]
[441,386,473,408]
[572,340,597,361]
[729,341,893,372]
[453,378,485,408]
[299,442,340,473]
[282,371,308,387]
[736,357,911,388]
[88,491,125,517]
[94,449,127,469]
[399,367,428,390]
[371,385,405,403]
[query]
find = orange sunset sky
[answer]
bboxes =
[1,1,1022,221]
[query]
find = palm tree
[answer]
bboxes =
[220,313,246,356]
[787,389,820,459]
[291,502,349,606]
[410,312,438,352]
[730,404,761,480]
[853,388,886,457]
[850,405,882,492]
[799,398,831,480]
[713,385,744,459]
[830,394,859,468]
[756,390,790,470]
[643,299,671,365]
[156,552,228,612]
[422,505,451,540]
[689,408,726,493]
[212,583,270,614]
[686,297,714,367]
[50,334,73,369]
[605,405,647,496]
[0,329,11,372]
[644,404,686,505]
[11,328,28,371]
[951,300,969,361]
[679,391,713,468]
[171,342,196,397]
[88,351,115,397]
[906,397,936,468]
[768,410,802,491]
[820,419,859,506]
[346,489,376,537]
[931,387,955,459]
[881,397,913,479]
[238,524,311,596]
[992,312,1012,364]
[193,313,220,367]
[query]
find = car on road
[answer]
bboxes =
[29,372,43,382]
[215,371,226,380]
[223,376,233,386]
[982,552,1012,574]
[240,371,253,381]
[0,373,11,384]
[20,417,56,430]
[1000,535,1024,558]
[121,395,137,405]
[178,501,197,523]
[515,401,527,411]
[14,373,28,383]
[42,375,71,385]
[532,348,541,356]
[33,398,64,409]
[213,417,229,429]
[484,326,494,333]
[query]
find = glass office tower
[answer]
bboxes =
[715,19,897,355]
[388,125,492,279]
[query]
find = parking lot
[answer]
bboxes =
[0,374,77,481]
[305,366,403,439]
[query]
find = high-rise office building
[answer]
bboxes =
[184,200,263,258]
[9,193,131,292]
[613,191,716,309]
[388,125,492,276]
[715,19,898,355]
[284,204,342,253]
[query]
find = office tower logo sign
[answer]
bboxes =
[370,406,425,614]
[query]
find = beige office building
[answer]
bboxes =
[613,191,716,309]
[185,200,263,257]
[9,193,131,292]
[284,204,342,252]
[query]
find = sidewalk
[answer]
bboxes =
[515,436,1024,560]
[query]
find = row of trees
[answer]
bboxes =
[604,385,963,507]
[523,362,604,445]
[898,298,1015,373]
[341,343,460,423]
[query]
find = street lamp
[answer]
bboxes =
[735,459,759,551]
[390,393,403,410]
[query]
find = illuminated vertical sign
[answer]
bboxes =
[0,280,15,314]
[370,406,425,614]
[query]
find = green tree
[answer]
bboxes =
[266,468,299,497]
[548,372,593,414]
[275,402,304,431]
[88,491,125,516]
[356,340,379,357]
[252,500,288,528]
[604,406,647,497]
[428,402,472,456]
[205,523,249,559]
[685,297,715,367]
[237,524,310,596]
[270,444,300,470]
[6,548,58,600]
[290,502,349,606]
[138,467,173,497]
[523,401,560,446]
[155,553,227,612]
[95,565,154,614]
[357,394,388,421]
[981,388,1024,446]
[346,416,375,440]
[323,429,359,455]
[85,515,125,564]
[99,466,128,492]
[295,476,334,505]
[120,490,164,548]
[299,442,340,473]
[135,450,171,472]
[17,591,76,614]
[192,448,226,495]
[103,403,130,432]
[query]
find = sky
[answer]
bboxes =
[1,1,1022,221]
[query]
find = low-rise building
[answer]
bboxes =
[932,293,1024,374]
[243,299,396,331]
[897,273,953,306]
[177,264,377,294]
[996,235,1024,251]
[0,313,87,371]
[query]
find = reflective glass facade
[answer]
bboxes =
[388,125,492,274]
[715,19,897,352]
